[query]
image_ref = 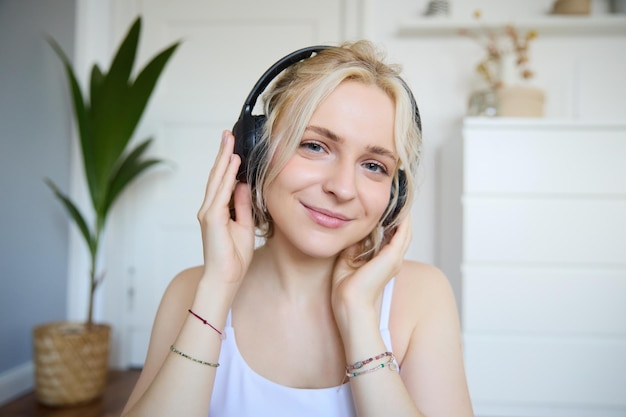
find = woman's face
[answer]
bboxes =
[265,80,397,259]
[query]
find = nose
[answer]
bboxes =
[322,159,357,201]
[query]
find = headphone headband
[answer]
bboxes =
[238,46,332,120]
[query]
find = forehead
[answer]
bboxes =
[309,80,396,153]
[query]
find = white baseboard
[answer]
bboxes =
[0,361,34,406]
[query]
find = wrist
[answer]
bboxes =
[190,276,238,325]
[334,303,379,340]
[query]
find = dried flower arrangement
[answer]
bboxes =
[460,10,538,89]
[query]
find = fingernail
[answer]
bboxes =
[222,130,228,144]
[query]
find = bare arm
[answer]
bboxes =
[332,217,474,417]
[121,269,231,417]
[398,263,474,416]
[121,131,255,417]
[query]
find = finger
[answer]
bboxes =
[232,182,254,228]
[212,153,242,216]
[199,131,235,213]
[385,214,412,256]
[377,221,408,265]
[331,244,360,284]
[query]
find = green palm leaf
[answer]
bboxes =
[105,17,140,89]
[125,43,179,132]
[47,37,98,208]
[89,64,105,111]
[44,179,96,256]
[101,138,162,222]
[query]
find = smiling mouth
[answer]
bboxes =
[302,204,352,229]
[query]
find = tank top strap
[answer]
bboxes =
[379,278,395,331]
[225,309,233,327]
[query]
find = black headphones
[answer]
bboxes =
[232,45,421,225]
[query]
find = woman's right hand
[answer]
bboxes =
[197,130,255,287]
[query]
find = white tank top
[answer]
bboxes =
[208,279,396,417]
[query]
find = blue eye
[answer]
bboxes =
[300,141,325,153]
[363,162,388,175]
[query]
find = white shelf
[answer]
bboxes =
[397,15,626,36]
[463,117,626,129]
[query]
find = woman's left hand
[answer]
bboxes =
[330,214,412,329]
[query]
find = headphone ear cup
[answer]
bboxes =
[383,170,407,227]
[253,114,266,148]
[233,114,266,181]
[246,115,266,185]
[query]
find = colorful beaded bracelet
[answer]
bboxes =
[346,351,393,372]
[346,355,397,378]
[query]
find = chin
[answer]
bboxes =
[293,232,367,260]
[295,241,345,260]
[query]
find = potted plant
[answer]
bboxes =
[33,16,179,406]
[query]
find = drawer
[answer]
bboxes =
[463,335,626,412]
[463,198,626,264]
[462,265,626,335]
[463,123,626,195]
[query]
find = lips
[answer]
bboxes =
[302,203,352,229]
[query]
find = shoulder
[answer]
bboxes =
[389,260,460,363]
[397,260,450,289]
[163,265,204,302]
[143,265,205,360]
[393,260,456,316]
[146,265,205,349]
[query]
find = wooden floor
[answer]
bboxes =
[0,369,141,417]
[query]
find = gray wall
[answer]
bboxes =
[0,0,76,373]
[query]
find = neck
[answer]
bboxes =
[248,237,338,305]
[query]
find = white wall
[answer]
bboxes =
[0,0,76,404]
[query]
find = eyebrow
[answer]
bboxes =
[305,125,397,161]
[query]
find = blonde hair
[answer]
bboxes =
[247,40,422,261]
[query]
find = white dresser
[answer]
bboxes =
[461,118,626,417]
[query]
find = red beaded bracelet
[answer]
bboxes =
[346,351,393,372]
[188,309,226,340]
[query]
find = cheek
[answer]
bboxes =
[265,158,318,209]
[362,182,393,219]
[276,157,324,187]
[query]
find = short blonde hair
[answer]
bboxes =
[247,40,422,261]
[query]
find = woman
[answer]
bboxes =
[122,40,473,417]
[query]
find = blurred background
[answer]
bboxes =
[1,0,625,415]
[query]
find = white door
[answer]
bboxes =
[107,0,361,367]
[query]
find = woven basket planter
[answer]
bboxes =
[33,322,111,406]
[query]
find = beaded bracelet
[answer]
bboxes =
[188,309,226,340]
[170,345,220,367]
[346,351,393,372]
[346,355,396,378]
